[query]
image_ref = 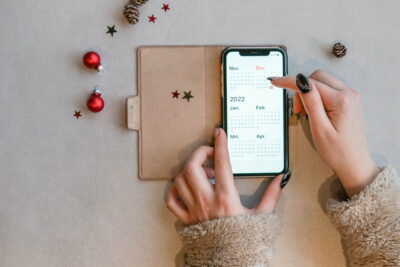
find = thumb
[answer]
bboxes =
[255,172,291,213]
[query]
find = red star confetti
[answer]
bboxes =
[73,110,82,119]
[148,15,157,23]
[162,4,170,12]
[171,90,180,98]
[182,91,194,102]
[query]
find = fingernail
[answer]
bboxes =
[296,73,311,93]
[214,127,220,137]
[280,171,292,189]
[267,77,278,81]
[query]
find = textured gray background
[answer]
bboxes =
[1,0,399,266]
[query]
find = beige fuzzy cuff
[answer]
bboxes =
[326,166,400,266]
[177,213,280,267]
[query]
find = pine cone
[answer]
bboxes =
[130,0,148,6]
[124,3,140,24]
[332,42,347,58]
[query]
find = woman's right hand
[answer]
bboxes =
[270,70,379,197]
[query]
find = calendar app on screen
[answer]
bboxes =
[225,50,286,174]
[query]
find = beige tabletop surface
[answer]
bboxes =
[1,0,399,266]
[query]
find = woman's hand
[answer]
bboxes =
[270,70,379,197]
[165,128,288,225]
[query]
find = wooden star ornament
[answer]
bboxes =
[74,110,82,119]
[182,91,194,102]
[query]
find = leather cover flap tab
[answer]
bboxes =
[127,96,140,130]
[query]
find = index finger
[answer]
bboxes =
[309,69,349,91]
[270,76,334,131]
[270,75,341,105]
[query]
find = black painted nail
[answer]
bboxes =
[280,171,292,189]
[296,73,311,93]
[267,77,275,81]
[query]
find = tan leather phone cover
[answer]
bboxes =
[127,45,286,180]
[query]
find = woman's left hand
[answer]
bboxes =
[165,128,287,225]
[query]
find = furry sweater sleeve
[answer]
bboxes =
[177,213,280,267]
[326,166,400,266]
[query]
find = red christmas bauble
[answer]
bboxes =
[87,90,104,113]
[83,51,102,70]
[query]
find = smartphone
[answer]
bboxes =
[222,47,288,176]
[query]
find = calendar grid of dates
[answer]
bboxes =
[229,71,268,89]
[227,68,283,160]
[229,111,280,129]
[229,139,282,158]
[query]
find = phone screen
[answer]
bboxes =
[223,48,287,175]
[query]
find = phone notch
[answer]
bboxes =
[239,49,270,56]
